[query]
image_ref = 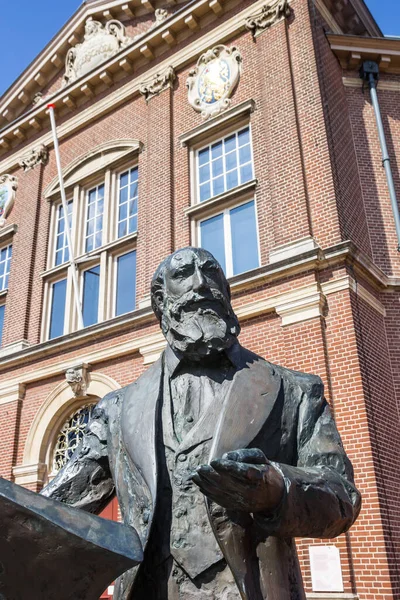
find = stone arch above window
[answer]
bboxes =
[13,372,120,488]
[44,139,143,199]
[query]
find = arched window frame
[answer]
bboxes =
[41,140,142,342]
[13,372,120,488]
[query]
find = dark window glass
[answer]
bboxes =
[49,279,67,339]
[230,201,259,275]
[116,251,136,316]
[200,214,226,273]
[82,265,100,327]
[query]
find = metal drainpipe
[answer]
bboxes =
[360,60,400,252]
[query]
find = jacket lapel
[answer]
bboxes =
[210,347,281,461]
[121,356,163,503]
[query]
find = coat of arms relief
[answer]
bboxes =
[63,10,170,87]
[186,45,243,119]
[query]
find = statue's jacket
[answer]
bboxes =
[43,345,361,600]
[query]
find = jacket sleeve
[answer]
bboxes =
[256,374,361,539]
[40,392,115,514]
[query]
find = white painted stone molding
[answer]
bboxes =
[19,144,49,171]
[245,0,291,38]
[186,45,243,119]
[269,236,320,264]
[0,174,17,227]
[139,66,176,102]
[12,462,47,486]
[0,382,25,406]
[275,283,326,326]
[63,17,132,87]
[65,363,90,398]
[151,8,169,29]
[139,332,167,364]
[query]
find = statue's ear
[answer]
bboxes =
[152,289,164,319]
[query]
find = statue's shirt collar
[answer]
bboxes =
[164,341,242,378]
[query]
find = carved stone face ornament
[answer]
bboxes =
[186,45,243,119]
[152,248,240,360]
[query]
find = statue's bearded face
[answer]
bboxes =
[158,249,240,360]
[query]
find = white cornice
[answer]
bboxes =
[0,0,268,168]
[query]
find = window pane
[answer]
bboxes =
[0,244,12,291]
[54,201,72,266]
[230,201,259,275]
[0,305,5,347]
[196,127,253,202]
[49,279,67,339]
[85,186,104,252]
[82,265,100,327]
[200,214,226,273]
[118,167,139,239]
[116,251,136,316]
[198,148,209,166]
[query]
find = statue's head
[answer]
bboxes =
[151,247,240,360]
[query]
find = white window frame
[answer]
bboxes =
[116,166,139,240]
[42,158,139,342]
[194,125,255,205]
[53,199,73,268]
[0,243,12,291]
[196,197,261,278]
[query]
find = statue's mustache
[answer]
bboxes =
[168,290,230,320]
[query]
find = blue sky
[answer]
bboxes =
[0,0,398,96]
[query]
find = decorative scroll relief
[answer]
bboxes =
[245,0,291,37]
[19,144,49,172]
[0,175,17,228]
[139,66,176,102]
[186,45,243,119]
[63,17,132,86]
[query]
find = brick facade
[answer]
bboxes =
[0,0,399,597]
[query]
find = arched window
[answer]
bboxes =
[52,403,95,473]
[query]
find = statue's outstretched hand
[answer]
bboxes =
[191,448,285,514]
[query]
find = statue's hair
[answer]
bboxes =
[150,247,231,322]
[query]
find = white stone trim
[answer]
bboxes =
[0,0,271,170]
[0,340,30,359]
[275,284,325,327]
[321,275,386,317]
[139,332,167,364]
[12,463,47,486]
[21,371,120,475]
[269,236,320,264]
[0,382,25,406]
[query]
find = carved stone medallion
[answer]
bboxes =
[63,17,132,86]
[65,364,90,398]
[0,175,17,228]
[245,0,291,37]
[186,45,243,119]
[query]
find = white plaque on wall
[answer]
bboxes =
[309,545,344,592]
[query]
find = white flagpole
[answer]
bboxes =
[47,103,84,330]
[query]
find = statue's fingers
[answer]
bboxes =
[210,459,263,482]
[222,448,267,465]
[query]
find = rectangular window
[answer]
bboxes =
[199,200,259,277]
[55,200,73,266]
[118,167,138,238]
[115,250,136,316]
[85,184,104,252]
[197,127,254,203]
[49,279,67,339]
[0,245,12,291]
[0,304,5,346]
[82,265,100,327]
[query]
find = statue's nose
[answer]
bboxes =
[192,267,207,292]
